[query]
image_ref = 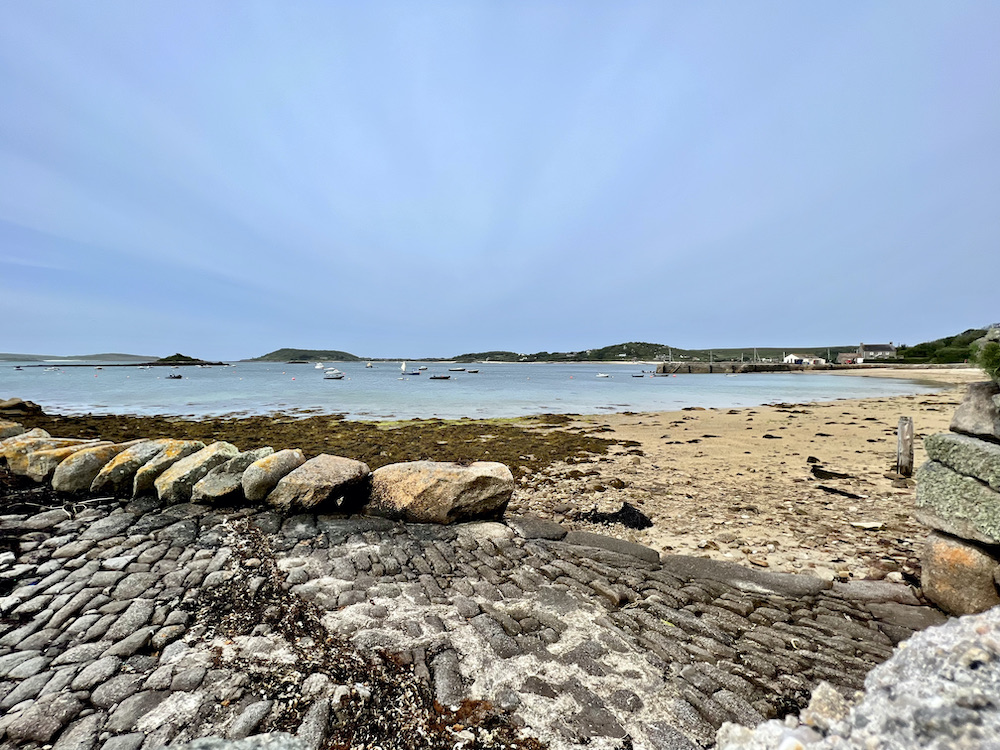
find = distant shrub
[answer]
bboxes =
[973,340,1000,382]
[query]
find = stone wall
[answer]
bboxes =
[0,420,513,527]
[915,381,1000,615]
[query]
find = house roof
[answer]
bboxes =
[861,343,895,352]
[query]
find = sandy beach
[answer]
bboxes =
[510,367,981,582]
[10,365,984,584]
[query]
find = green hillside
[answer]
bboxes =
[895,329,988,364]
[250,348,361,363]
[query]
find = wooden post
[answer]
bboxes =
[897,416,914,477]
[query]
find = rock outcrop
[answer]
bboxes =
[52,440,148,494]
[242,449,306,502]
[368,461,514,524]
[155,441,240,503]
[266,455,370,512]
[717,606,1000,750]
[133,440,206,497]
[26,442,111,483]
[91,438,178,495]
[192,447,274,503]
[950,380,1000,441]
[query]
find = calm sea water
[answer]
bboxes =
[0,361,942,421]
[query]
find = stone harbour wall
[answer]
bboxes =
[914,381,1000,615]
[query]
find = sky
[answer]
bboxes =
[1,2,998,360]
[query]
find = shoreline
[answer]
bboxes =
[511,370,975,582]
[7,367,985,584]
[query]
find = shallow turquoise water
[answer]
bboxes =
[0,361,943,421]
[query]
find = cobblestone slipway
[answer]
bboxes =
[0,475,947,750]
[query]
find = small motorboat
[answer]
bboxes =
[429,375,451,380]
[449,367,465,372]
[315,363,324,369]
[466,369,479,374]
[418,366,428,371]
[323,368,345,380]
[631,374,645,378]
[167,374,182,380]
[596,373,611,378]
[366,362,373,368]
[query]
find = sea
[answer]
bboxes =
[0,360,945,422]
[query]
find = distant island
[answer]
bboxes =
[249,348,362,363]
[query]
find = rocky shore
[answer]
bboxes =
[2,367,998,749]
[0,462,950,750]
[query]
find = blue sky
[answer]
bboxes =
[1,2,997,359]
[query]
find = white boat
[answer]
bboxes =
[596,373,611,378]
[449,367,465,372]
[366,362,373,368]
[418,366,428,371]
[315,363,324,369]
[323,368,344,380]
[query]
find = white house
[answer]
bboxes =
[783,353,827,365]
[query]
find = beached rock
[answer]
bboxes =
[26,441,112,482]
[0,397,43,415]
[0,420,24,439]
[915,460,1000,545]
[0,427,48,447]
[950,381,1000,441]
[925,431,1000,492]
[155,441,240,503]
[368,461,513,524]
[192,447,275,503]
[52,439,148,493]
[243,449,306,502]
[91,438,175,495]
[133,439,206,497]
[3,437,100,476]
[266,454,370,512]
[921,531,1000,615]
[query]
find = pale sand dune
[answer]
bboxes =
[512,367,984,582]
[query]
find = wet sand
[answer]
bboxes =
[510,367,979,582]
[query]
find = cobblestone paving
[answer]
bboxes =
[0,483,948,750]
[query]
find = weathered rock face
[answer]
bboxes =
[192,447,275,503]
[0,419,24,439]
[717,607,1000,750]
[920,531,1000,615]
[925,431,1000,492]
[0,397,43,415]
[26,442,112,483]
[133,440,206,497]
[266,455,370,512]
[368,461,514,524]
[155,441,240,503]
[91,438,175,495]
[242,449,307,502]
[4,438,100,476]
[915,460,1000,545]
[52,440,148,494]
[950,381,1000,442]
[0,427,49,449]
